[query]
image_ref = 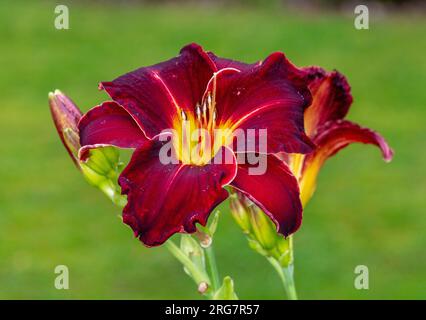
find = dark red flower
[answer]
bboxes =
[78,43,314,246]
[286,67,394,205]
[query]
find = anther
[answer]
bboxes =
[202,103,207,118]
[196,104,201,119]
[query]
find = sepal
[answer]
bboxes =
[80,147,127,207]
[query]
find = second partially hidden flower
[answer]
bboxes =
[77,43,314,246]
[288,67,394,206]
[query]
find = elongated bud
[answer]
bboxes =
[248,205,277,250]
[213,276,238,300]
[229,192,252,234]
[230,191,294,267]
[48,89,82,168]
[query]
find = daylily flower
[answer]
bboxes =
[223,60,393,301]
[227,65,393,246]
[286,66,394,206]
[77,43,315,246]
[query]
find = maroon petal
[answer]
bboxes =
[230,154,303,237]
[300,120,393,205]
[78,101,148,161]
[307,120,394,165]
[119,140,237,246]
[303,66,353,137]
[211,52,314,154]
[207,52,258,72]
[101,43,216,138]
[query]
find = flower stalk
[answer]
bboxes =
[267,238,298,300]
[168,223,237,299]
[165,240,211,293]
[204,243,220,292]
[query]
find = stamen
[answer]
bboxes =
[181,118,190,163]
[196,104,201,119]
[202,101,208,126]
[195,104,202,129]
[174,73,223,166]
[202,102,207,118]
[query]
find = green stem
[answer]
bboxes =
[268,258,298,300]
[204,243,220,292]
[165,240,210,289]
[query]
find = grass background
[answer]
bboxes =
[0,0,425,299]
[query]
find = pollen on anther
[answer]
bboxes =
[196,104,201,119]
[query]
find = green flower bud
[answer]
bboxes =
[248,205,277,250]
[229,191,294,268]
[213,276,238,300]
[229,192,252,234]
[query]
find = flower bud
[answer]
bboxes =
[230,191,294,267]
[48,89,82,167]
[213,276,238,300]
[229,192,252,234]
[248,204,277,250]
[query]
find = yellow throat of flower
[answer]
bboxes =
[172,82,232,166]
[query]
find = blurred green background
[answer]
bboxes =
[0,0,425,299]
